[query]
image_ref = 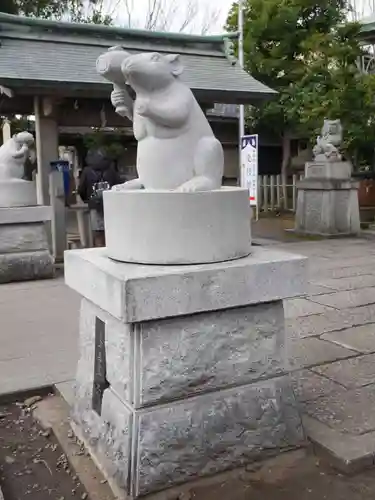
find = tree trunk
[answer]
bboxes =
[281,133,291,210]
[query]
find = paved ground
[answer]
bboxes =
[2,231,375,468]
[0,274,80,395]
[279,236,375,469]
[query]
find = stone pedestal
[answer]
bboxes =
[103,187,252,265]
[65,247,307,498]
[295,161,360,236]
[0,206,54,283]
[0,179,37,207]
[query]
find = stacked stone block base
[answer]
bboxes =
[65,247,307,498]
[295,161,360,237]
[0,207,54,283]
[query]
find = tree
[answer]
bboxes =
[1,0,69,18]
[0,0,113,24]
[226,0,375,202]
[64,0,114,25]
[0,0,18,14]
[121,0,221,34]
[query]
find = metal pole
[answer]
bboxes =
[239,0,259,221]
[238,0,245,135]
[238,0,245,188]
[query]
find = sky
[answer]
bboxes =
[106,0,235,34]
[101,0,375,34]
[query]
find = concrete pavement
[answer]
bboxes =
[3,236,375,469]
[0,274,80,395]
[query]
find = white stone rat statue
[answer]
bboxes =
[0,131,35,181]
[96,48,224,192]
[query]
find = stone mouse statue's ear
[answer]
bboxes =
[107,45,131,58]
[164,54,184,76]
[108,45,126,53]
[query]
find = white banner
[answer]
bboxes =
[241,134,258,207]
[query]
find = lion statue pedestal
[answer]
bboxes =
[0,132,54,283]
[0,179,37,207]
[295,120,360,236]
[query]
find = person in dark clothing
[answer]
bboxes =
[78,148,122,247]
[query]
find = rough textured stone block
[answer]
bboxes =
[65,247,307,322]
[0,250,54,283]
[73,378,303,498]
[137,301,286,407]
[297,179,356,190]
[77,299,132,403]
[0,223,49,253]
[295,180,360,236]
[305,161,351,180]
[73,388,131,491]
[78,298,289,407]
[0,215,54,283]
[134,378,303,496]
[0,205,51,224]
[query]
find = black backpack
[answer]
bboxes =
[88,171,110,213]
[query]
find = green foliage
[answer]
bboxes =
[83,130,125,160]
[225,0,375,165]
[11,0,67,18]
[10,115,33,134]
[0,0,18,14]
[0,0,113,24]
[66,0,113,25]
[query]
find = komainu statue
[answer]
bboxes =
[313,119,343,162]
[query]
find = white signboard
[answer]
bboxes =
[241,134,258,207]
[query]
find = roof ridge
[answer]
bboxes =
[0,12,238,44]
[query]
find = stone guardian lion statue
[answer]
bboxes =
[313,119,343,162]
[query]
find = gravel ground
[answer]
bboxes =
[0,396,88,500]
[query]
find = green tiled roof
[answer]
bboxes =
[359,14,375,41]
[0,13,239,43]
[0,13,276,104]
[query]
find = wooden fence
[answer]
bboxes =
[258,174,304,213]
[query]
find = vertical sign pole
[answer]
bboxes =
[238,0,245,187]
[238,0,259,221]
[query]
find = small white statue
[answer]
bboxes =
[96,47,224,192]
[0,131,35,180]
[313,119,343,162]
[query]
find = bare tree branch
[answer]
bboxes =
[118,0,220,34]
[199,4,221,35]
[156,0,179,31]
[122,0,133,27]
[178,0,199,33]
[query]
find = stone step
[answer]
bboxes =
[55,381,74,408]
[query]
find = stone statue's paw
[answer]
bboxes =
[176,183,197,193]
[177,176,218,193]
[112,179,144,191]
[112,183,132,191]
